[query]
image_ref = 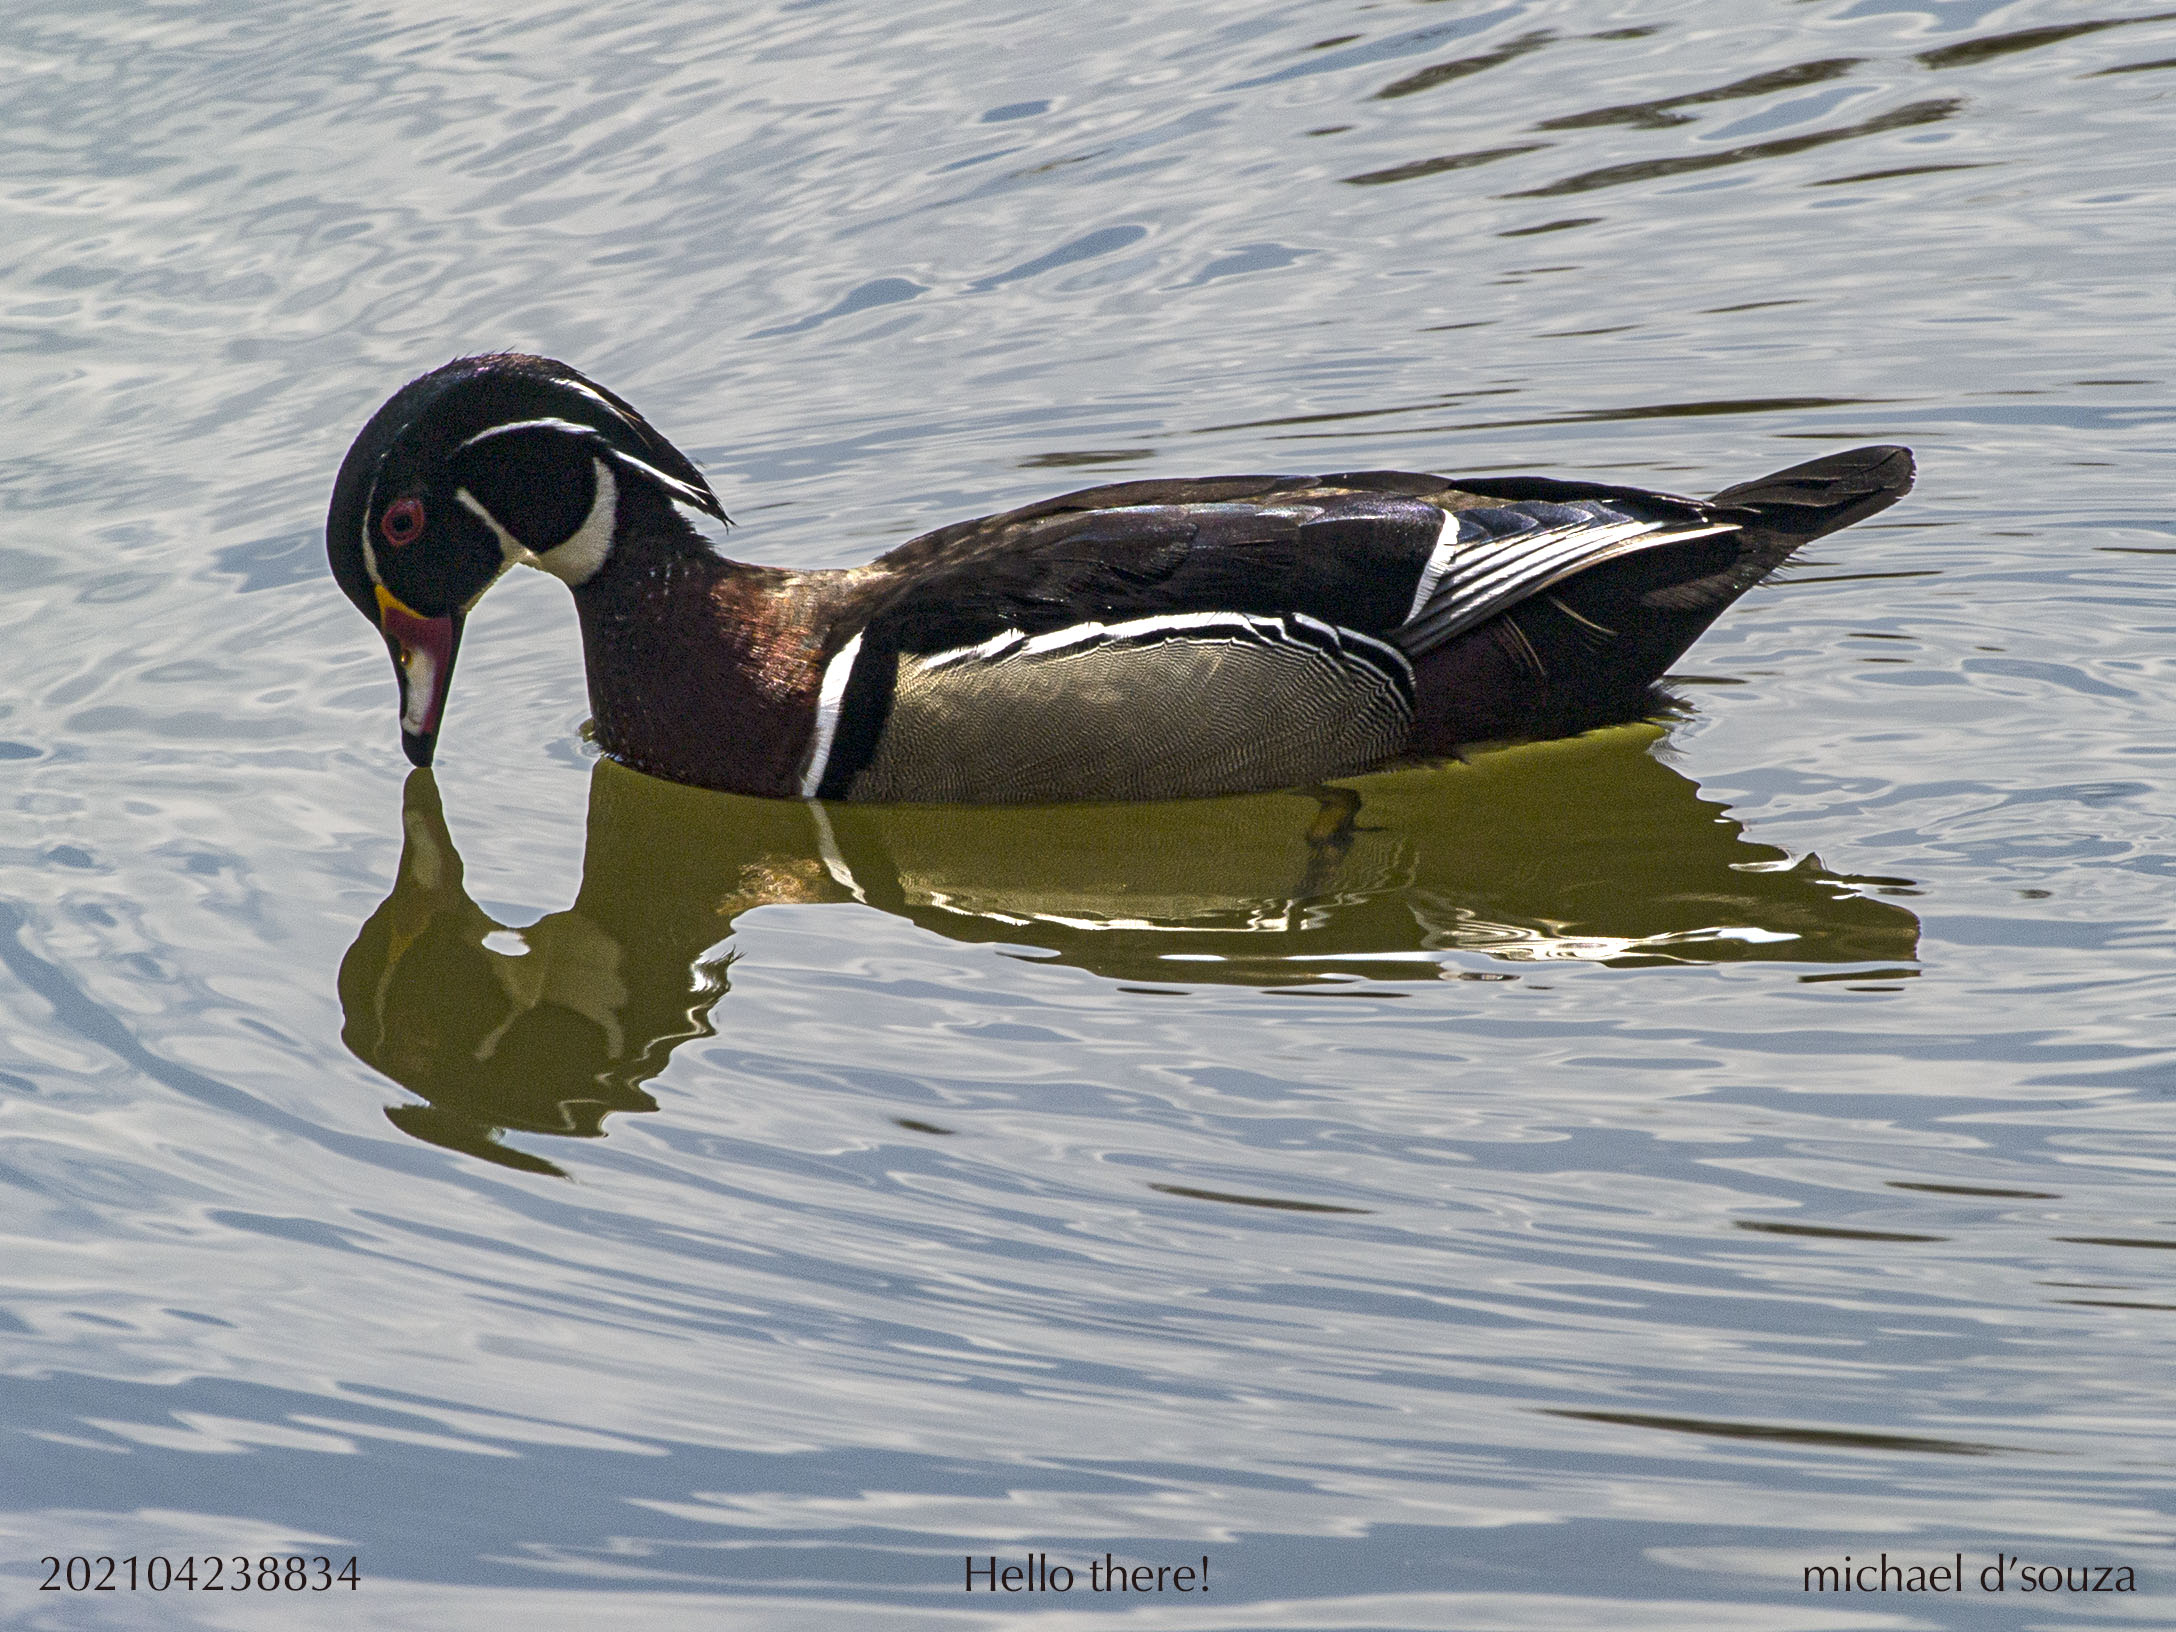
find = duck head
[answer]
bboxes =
[326,353,726,766]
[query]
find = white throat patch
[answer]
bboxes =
[455,457,619,588]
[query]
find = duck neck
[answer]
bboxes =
[568,527,826,798]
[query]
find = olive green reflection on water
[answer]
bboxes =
[340,730,1918,1171]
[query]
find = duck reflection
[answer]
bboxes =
[341,731,1919,1172]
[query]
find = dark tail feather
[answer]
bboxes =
[1709,443,1915,543]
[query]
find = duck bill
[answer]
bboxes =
[375,587,463,768]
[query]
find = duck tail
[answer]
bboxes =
[1709,443,1915,539]
[1638,445,1916,613]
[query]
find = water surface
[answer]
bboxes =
[4,0,2176,1625]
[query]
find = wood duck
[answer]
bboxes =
[327,353,1913,803]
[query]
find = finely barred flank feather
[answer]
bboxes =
[840,610,1417,804]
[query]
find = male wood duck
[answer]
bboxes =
[328,353,1913,803]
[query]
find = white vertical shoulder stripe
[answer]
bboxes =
[799,631,866,798]
[1402,509,1463,627]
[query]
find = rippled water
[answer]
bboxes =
[6,0,2176,1624]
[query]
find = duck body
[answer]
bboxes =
[328,354,1913,803]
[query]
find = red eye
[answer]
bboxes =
[380,497,425,548]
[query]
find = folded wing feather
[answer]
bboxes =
[1395,510,1737,657]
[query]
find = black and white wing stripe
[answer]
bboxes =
[1394,501,1736,656]
[913,607,1410,680]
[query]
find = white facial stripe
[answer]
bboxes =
[556,375,640,426]
[602,446,716,513]
[799,630,866,798]
[453,458,618,587]
[455,410,716,517]
[455,416,598,451]
[358,473,383,586]
[537,458,618,585]
[457,488,540,569]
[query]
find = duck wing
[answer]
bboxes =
[861,469,1762,656]
[806,452,1908,801]
[815,481,1443,801]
